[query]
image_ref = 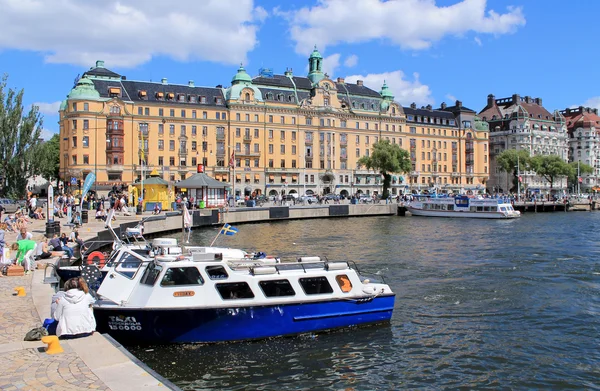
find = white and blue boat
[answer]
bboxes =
[407,194,521,219]
[91,238,395,344]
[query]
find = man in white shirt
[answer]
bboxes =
[29,195,37,212]
[16,227,33,241]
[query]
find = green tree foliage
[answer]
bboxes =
[358,140,411,198]
[0,74,43,198]
[530,155,571,192]
[567,161,594,190]
[34,134,60,184]
[496,149,531,192]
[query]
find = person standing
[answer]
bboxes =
[10,239,37,274]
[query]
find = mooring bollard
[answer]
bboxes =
[14,286,26,297]
[41,335,64,355]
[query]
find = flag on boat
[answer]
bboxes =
[182,203,192,229]
[220,223,238,236]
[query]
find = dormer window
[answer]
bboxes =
[166,92,175,101]
[108,87,121,97]
[288,95,294,102]
[215,97,223,105]
[189,95,197,103]
[138,90,147,99]
[178,94,185,102]
[277,94,284,101]
[360,103,365,109]
[392,107,396,114]
[352,101,357,108]
[266,92,273,100]
[200,96,206,104]
[155,92,164,100]
[245,92,251,101]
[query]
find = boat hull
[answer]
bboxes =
[94,294,395,344]
[407,207,519,219]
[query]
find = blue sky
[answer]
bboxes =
[1,0,599,139]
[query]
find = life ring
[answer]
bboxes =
[86,251,106,268]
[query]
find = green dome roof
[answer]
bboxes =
[67,76,100,100]
[59,99,67,111]
[309,45,323,60]
[380,81,394,99]
[231,64,252,84]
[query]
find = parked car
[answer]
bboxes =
[324,193,338,200]
[299,194,318,204]
[358,195,374,204]
[0,198,22,213]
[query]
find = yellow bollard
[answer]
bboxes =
[14,287,26,297]
[41,335,64,355]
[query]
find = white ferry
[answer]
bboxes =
[90,237,395,344]
[407,195,521,219]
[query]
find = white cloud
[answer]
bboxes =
[322,53,341,78]
[346,70,433,106]
[40,128,57,141]
[474,37,482,46]
[344,54,358,68]
[579,97,600,111]
[287,0,525,54]
[33,101,61,116]
[445,94,457,103]
[0,0,264,67]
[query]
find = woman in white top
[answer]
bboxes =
[53,277,96,339]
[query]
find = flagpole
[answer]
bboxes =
[232,149,236,206]
[210,223,227,247]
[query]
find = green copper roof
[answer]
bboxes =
[309,45,323,59]
[380,80,394,99]
[67,76,100,100]
[59,99,67,111]
[473,116,490,132]
[231,64,252,84]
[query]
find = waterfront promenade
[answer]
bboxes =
[0,212,176,391]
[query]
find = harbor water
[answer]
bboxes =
[129,212,600,390]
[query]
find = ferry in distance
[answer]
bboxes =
[407,195,521,219]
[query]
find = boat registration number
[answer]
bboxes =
[173,291,195,297]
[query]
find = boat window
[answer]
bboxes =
[500,207,506,212]
[299,277,334,295]
[477,206,484,212]
[132,249,150,257]
[447,204,454,211]
[140,262,163,286]
[104,250,121,268]
[336,275,352,293]
[161,267,204,286]
[216,282,255,300]
[483,206,491,212]
[205,265,229,280]
[116,253,143,279]
[259,279,295,297]
[490,206,497,211]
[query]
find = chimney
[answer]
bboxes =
[188,80,195,87]
[579,106,584,113]
[594,108,598,115]
[487,94,495,107]
[524,96,531,103]
[356,80,363,86]
[441,102,447,109]
[426,104,432,111]
[410,102,417,109]
[284,68,293,77]
[535,97,542,106]
[96,60,105,68]
[161,78,167,85]
[456,100,462,108]
[512,94,520,104]
[337,77,345,84]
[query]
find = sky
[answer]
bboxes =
[2,0,600,140]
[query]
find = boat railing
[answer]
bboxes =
[346,260,388,284]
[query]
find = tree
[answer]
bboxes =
[530,155,571,193]
[496,149,531,192]
[358,140,411,198]
[567,161,594,192]
[0,74,43,198]
[34,134,60,184]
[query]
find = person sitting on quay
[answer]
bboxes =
[95,206,106,221]
[33,206,45,220]
[10,239,37,274]
[152,203,162,215]
[53,277,96,339]
[16,227,33,241]
[35,237,52,261]
[50,233,74,259]
[3,215,17,233]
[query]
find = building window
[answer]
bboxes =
[192,141,197,151]
[268,129,273,139]
[192,126,197,136]
[280,145,285,154]
[159,108,164,116]
[72,136,77,148]
[72,120,77,130]
[324,97,329,106]
[292,117,296,125]
[158,156,163,165]
[145,107,150,116]
[72,155,77,165]
[83,155,89,164]
[306,117,312,125]
[180,125,186,136]
[269,115,273,123]
[268,159,274,168]
[254,114,259,122]
[158,140,164,150]
[82,120,89,130]
[169,157,175,166]
[169,140,175,150]
[203,111,207,119]
[202,126,208,136]
[82,136,89,148]
[169,125,175,135]
[170,109,175,117]
[216,112,221,120]
[181,110,186,118]
[281,159,285,168]
[269,144,273,154]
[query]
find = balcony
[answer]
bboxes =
[305,138,313,144]
[106,164,124,172]
[340,139,347,146]
[340,154,347,160]
[179,150,188,157]
[243,135,252,142]
[410,171,420,177]
[237,150,261,157]
[451,172,460,177]
[138,130,149,139]
[265,168,299,173]
[216,134,226,141]
[431,172,439,177]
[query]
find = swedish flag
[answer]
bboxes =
[220,223,238,236]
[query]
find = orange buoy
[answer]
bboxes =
[86,251,106,268]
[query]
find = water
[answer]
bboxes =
[129,213,600,390]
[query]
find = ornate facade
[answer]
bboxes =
[561,106,600,192]
[479,94,569,194]
[59,49,489,197]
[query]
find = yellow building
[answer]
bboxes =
[59,49,488,197]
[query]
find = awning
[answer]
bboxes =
[281,174,287,180]
[245,174,250,180]
[236,174,241,180]
[139,90,147,97]
[269,174,274,180]
[109,87,121,94]
[292,175,297,180]
[254,174,260,180]
[399,176,405,182]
